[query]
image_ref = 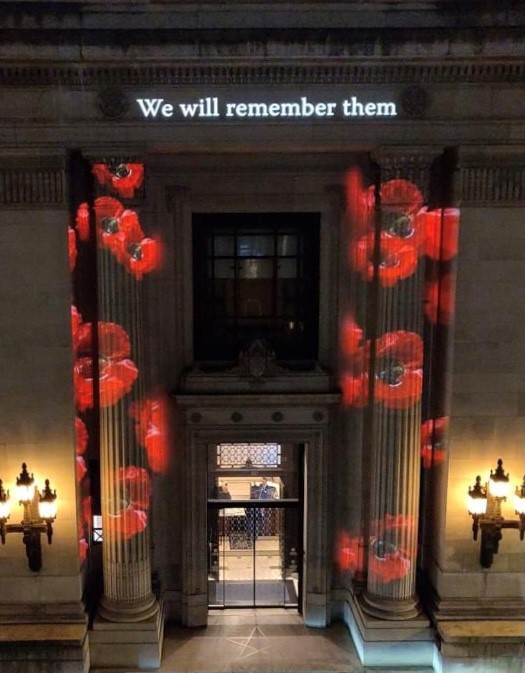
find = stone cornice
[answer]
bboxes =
[1,61,524,87]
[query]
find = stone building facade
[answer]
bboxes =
[0,2,524,672]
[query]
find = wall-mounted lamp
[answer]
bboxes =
[0,463,58,571]
[467,458,525,568]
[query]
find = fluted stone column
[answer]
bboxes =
[98,261,158,622]
[361,150,437,621]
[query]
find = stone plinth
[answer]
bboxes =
[90,605,164,670]
[437,621,525,673]
[0,623,89,673]
[344,595,435,668]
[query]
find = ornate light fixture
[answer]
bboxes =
[0,463,58,571]
[467,458,525,568]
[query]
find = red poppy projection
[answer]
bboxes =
[424,272,456,325]
[340,323,423,410]
[72,313,138,411]
[339,315,369,407]
[421,417,448,468]
[130,394,171,474]
[335,530,364,575]
[352,231,419,287]
[93,196,163,280]
[68,226,77,272]
[106,506,148,541]
[92,162,144,199]
[374,331,423,410]
[75,202,90,242]
[336,515,415,584]
[368,513,415,584]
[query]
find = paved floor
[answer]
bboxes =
[155,609,432,673]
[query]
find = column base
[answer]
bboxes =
[98,592,159,623]
[361,590,421,621]
[90,600,164,670]
[344,593,436,668]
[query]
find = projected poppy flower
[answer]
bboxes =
[336,530,364,575]
[117,466,152,511]
[375,179,424,215]
[374,331,423,409]
[424,272,456,325]
[421,417,448,468]
[368,540,411,584]
[71,306,82,347]
[344,168,372,239]
[82,496,92,532]
[79,537,89,563]
[75,202,90,242]
[130,394,170,473]
[352,232,418,287]
[106,506,148,541]
[422,208,460,261]
[73,321,138,411]
[339,315,370,408]
[340,316,364,357]
[92,163,144,199]
[68,227,77,272]
[94,197,144,264]
[368,513,415,584]
[76,456,87,483]
[126,237,163,280]
[340,372,369,408]
[75,417,88,456]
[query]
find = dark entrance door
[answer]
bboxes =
[207,443,302,608]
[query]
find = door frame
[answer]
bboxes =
[176,397,336,628]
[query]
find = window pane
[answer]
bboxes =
[238,235,273,257]
[239,258,273,279]
[277,259,297,278]
[214,259,235,278]
[277,234,298,256]
[214,235,235,256]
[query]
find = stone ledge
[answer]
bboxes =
[438,620,525,643]
[0,623,87,645]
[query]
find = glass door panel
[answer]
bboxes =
[207,442,301,609]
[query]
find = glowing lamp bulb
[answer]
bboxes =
[467,476,487,516]
[38,480,58,520]
[488,459,510,499]
[514,477,525,515]
[0,481,11,520]
[15,463,35,503]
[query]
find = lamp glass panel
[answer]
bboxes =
[15,482,35,503]
[39,498,57,520]
[514,494,525,515]
[467,495,487,515]
[488,477,510,499]
[0,498,11,519]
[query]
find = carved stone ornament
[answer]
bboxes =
[240,340,275,379]
[96,87,130,120]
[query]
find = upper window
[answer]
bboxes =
[193,212,320,362]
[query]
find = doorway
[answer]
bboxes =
[207,442,302,608]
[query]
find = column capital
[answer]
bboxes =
[370,146,445,199]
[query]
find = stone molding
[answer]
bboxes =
[0,157,66,207]
[459,165,525,204]
[0,61,524,87]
